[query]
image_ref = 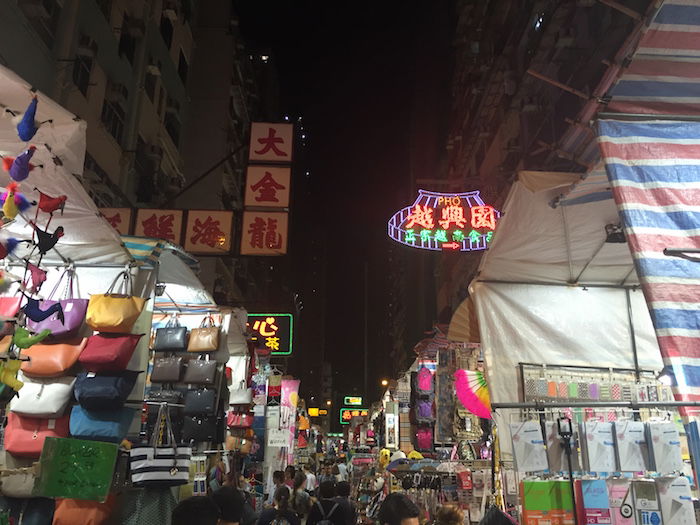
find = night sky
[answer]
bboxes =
[234,1,451,407]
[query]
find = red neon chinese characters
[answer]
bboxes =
[438,205,467,229]
[190,215,226,247]
[250,172,286,202]
[254,127,288,157]
[142,213,175,241]
[248,217,283,250]
[405,204,435,229]
[104,212,121,229]
[471,205,497,230]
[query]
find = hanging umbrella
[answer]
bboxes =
[454,369,492,419]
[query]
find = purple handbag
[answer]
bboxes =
[26,269,88,339]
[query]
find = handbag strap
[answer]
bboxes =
[106,271,133,296]
[200,315,215,328]
[165,314,180,327]
[45,268,70,300]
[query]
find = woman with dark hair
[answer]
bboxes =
[377,493,420,525]
[290,471,311,522]
[258,486,301,525]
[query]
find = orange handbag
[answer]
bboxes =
[53,493,116,525]
[20,338,87,377]
[187,315,220,352]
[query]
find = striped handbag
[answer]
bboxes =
[130,403,191,487]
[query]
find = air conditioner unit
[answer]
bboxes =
[18,0,50,19]
[76,35,97,57]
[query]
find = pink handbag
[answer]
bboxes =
[0,296,21,318]
[79,333,143,372]
[227,411,253,428]
[4,411,71,458]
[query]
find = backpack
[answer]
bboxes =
[415,399,434,421]
[316,501,339,525]
[415,367,434,395]
[415,426,433,451]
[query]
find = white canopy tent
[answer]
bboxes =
[469,174,664,406]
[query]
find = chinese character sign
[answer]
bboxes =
[340,408,369,425]
[184,210,233,254]
[99,208,132,235]
[244,166,291,208]
[387,190,499,252]
[134,209,183,243]
[248,313,293,355]
[240,211,288,255]
[249,122,294,163]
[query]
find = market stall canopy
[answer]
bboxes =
[447,297,480,344]
[122,235,216,311]
[0,65,130,265]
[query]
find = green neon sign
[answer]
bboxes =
[343,396,363,406]
[340,407,368,425]
[248,313,293,355]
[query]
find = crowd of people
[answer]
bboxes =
[170,457,468,525]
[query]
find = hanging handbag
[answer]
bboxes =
[26,269,88,339]
[74,370,140,410]
[187,315,220,352]
[4,411,71,458]
[20,338,87,377]
[115,487,177,525]
[130,403,191,487]
[154,316,188,352]
[0,465,38,498]
[182,415,218,442]
[9,373,75,418]
[53,494,116,525]
[0,295,22,318]
[183,357,217,385]
[86,271,147,333]
[79,333,143,372]
[229,380,253,405]
[227,411,253,428]
[151,355,184,383]
[69,405,136,443]
[146,388,183,405]
[184,388,217,415]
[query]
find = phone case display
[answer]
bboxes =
[656,476,694,525]
[613,421,648,472]
[520,480,574,525]
[544,421,580,473]
[580,422,616,473]
[607,478,633,525]
[647,422,683,474]
[510,421,548,473]
[575,479,611,525]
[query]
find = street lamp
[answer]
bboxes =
[381,379,389,387]
[326,400,332,406]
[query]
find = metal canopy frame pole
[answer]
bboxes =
[625,288,641,383]
[492,400,700,410]
[477,279,639,290]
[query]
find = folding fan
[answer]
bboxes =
[454,369,491,419]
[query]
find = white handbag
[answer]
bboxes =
[229,380,252,405]
[0,466,37,498]
[226,308,248,356]
[9,373,75,418]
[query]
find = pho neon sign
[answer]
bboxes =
[388,190,498,251]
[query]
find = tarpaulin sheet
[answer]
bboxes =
[597,119,700,411]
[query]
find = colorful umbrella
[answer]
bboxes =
[454,369,492,419]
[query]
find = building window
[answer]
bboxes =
[118,16,136,64]
[177,50,188,85]
[101,100,125,144]
[19,0,62,49]
[72,55,93,96]
[160,17,173,49]
[157,86,166,118]
[145,73,157,103]
[164,112,181,147]
[96,0,111,21]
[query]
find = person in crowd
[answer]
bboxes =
[336,458,348,482]
[317,462,335,485]
[334,481,357,525]
[290,471,312,522]
[307,480,345,525]
[331,464,342,483]
[258,486,301,525]
[303,464,318,495]
[267,470,286,506]
[377,493,420,525]
[284,465,296,489]
[172,496,220,525]
[212,486,245,525]
[434,505,464,525]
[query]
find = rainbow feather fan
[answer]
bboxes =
[454,369,492,419]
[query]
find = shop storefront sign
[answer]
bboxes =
[99,208,132,235]
[240,211,289,255]
[248,313,293,355]
[387,190,499,251]
[268,429,288,447]
[245,166,291,208]
[344,396,363,406]
[134,208,183,243]
[184,210,233,254]
[340,407,368,425]
[249,122,294,163]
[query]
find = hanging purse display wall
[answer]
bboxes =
[79,333,143,372]
[20,338,87,377]
[187,315,220,353]
[153,316,188,352]
[86,271,147,333]
[26,269,88,339]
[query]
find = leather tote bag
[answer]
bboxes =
[154,316,188,352]
[69,405,136,443]
[151,356,184,383]
[86,271,147,333]
[4,411,71,458]
[229,380,253,405]
[187,315,220,353]
[26,269,88,339]
[74,370,140,410]
[183,388,217,415]
[53,494,116,525]
[183,415,218,442]
[227,411,253,428]
[0,465,38,498]
[130,403,191,487]
[183,357,217,385]
[20,338,87,377]
[79,333,143,372]
[9,373,75,418]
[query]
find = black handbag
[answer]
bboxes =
[183,388,216,415]
[182,415,218,442]
[151,356,184,383]
[153,316,188,352]
[183,358,217,385]
[74,370,140,410]
[146,388,183,405]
